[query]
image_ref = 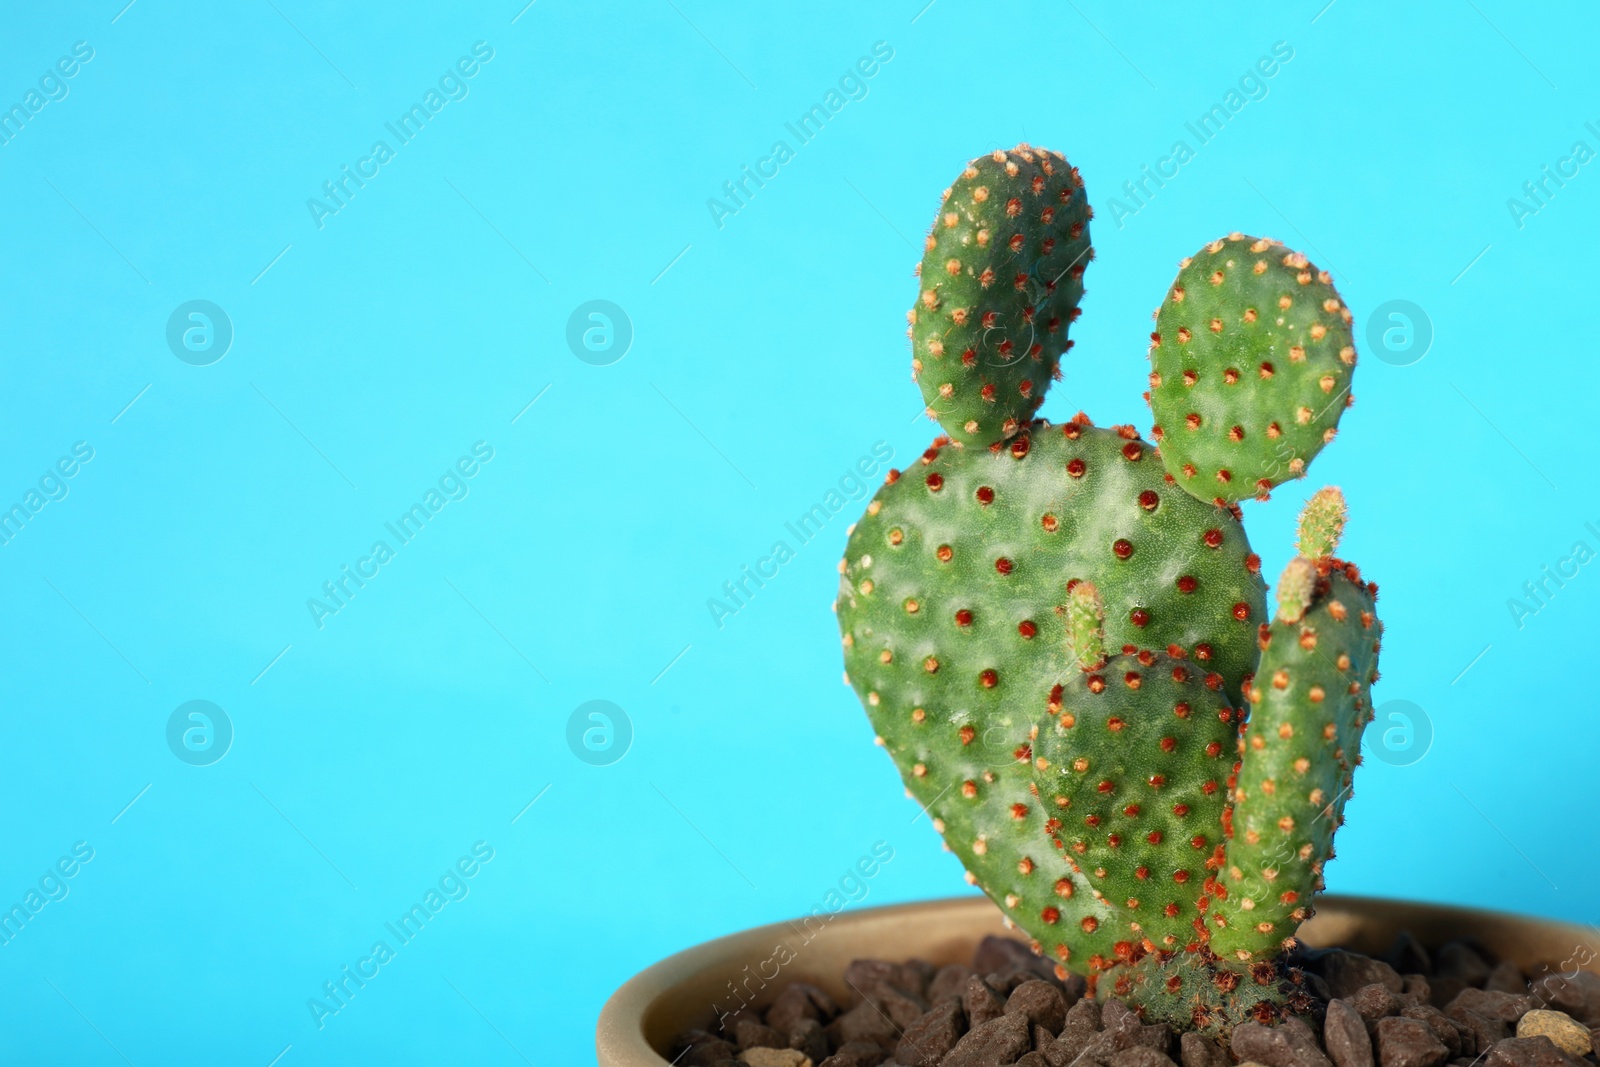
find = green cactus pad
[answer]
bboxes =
[909,145,1093,448]
[1147,235,1356,504]
[836,419,1266,967]
[1031,648,1241,959]
[1210,560,1382,961]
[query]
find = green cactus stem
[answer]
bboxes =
[1147,235,1356,504]
[909,145,1094,449]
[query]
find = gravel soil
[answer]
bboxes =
[670,932,1600,1067]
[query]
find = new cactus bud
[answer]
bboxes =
[1296,486,1347,559]
[1065,581,1107,670]
[910,145,1093,448]
[1147,235,1356,504]
[1275,558,1316,624]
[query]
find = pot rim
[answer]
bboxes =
[597,893,1600,1067]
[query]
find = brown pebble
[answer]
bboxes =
[1103,1000,1139,1031]
[973,935,1051,981]
[1231,1018,1333,1067]
[1528,970,1600,1026]
[1109,1047,1180,1067]
[1322,951,1407,999]
[962,974,1007,1028]
[1401,1004,1465,1058]
[942,1011,1033,1067]
[1446,988,1536,1024]
[1045,998,1104,1066]
[897,959,936,1000]
[1445,1006,1508,1052]
[928,963,976,1005]
[1318,953,1408,1004]
[735,1017,787,1051]
[1399,976,1432,1007]
[1326,999,1376,1067]
[1180,1031,1231,1067]
[1375,1016,1450,1067]
[816,1040,886,1067]
[1483,1035,1587,1067]
[1006,980,1068,1033]
[1351,984,1404,1022]
[824,1002,900,1050]
[1485,962,1530,995]
[680,1030,740,1067]
[894,1000,964,1067]
[788,1019,829,1064]
[767,984,839,1034]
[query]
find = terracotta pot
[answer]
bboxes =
[596,894,1600,1067]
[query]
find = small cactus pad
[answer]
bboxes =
[910,145,1093,448]
[1147,235,1356,503]
[1031,643,1241,956]
[837,419,1266,953]
[1211,558,1382,961]
[1296,486,1347,559]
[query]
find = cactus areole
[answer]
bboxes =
[836,145,1382,1035]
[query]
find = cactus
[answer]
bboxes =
[909,146,1093,449]
[837,145,1386,1035]
[1210,497,1382,961]
[1147,235,1356,503]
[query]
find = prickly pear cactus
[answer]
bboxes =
[837,146,1383,1036]
[909,145,1093,449]
[1147,235,1356,503]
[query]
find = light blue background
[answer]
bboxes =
[1,0,1595,1063]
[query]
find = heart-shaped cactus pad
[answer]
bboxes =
[836,417,1267,955]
